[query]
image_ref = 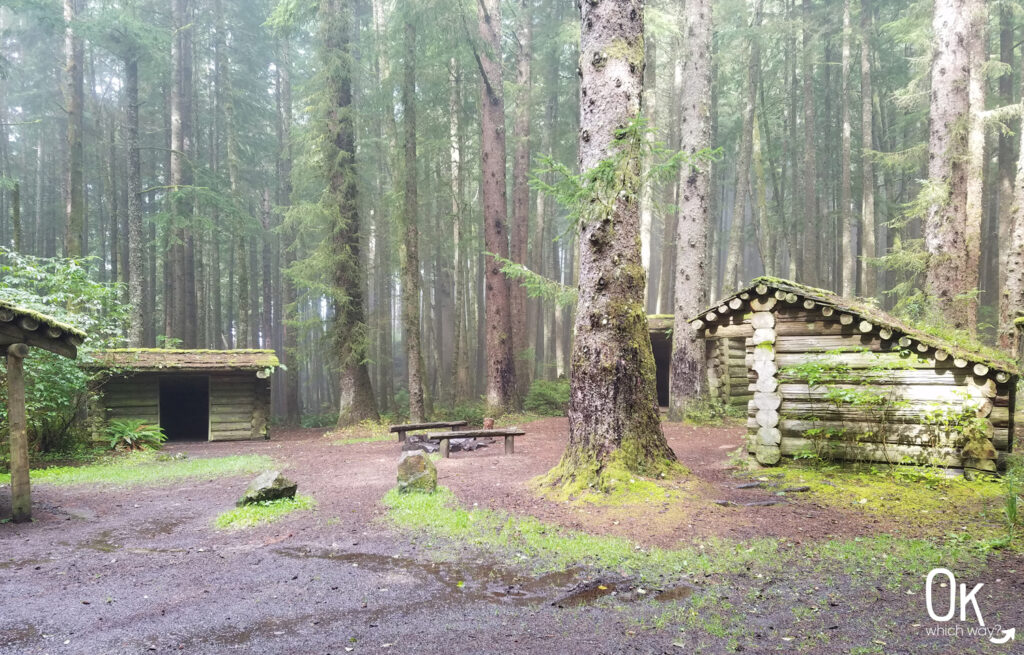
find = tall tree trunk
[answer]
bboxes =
[998,6,1017,348]
[723,0,763,291]
[962,0,986,333]
[476,0,518,412]
[657,56,682,312]
[668,0,712,422]
[640,35,657,309]
[278,37,300,423]
[1003,40,1024,358]
[510,0,532,397]
[550,0,675,491]
[800,0,820,286]
[402,19,425,422]
[923,0,973,330]
[318,0,379,425]
[859,0,876,299]
[63,0,85,258]
[449,60,470,401]
[170,0,196,346]
[840,0,855,296]
[126,57,144,347]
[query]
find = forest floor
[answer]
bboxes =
[1,417,1022,654]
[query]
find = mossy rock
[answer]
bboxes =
[397,451,437,494]
[961,439,997,461]
[754,443,781,466]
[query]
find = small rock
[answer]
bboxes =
[397,451,437,494]
[713,500,737,507]
[237,471,298,506]
[736,482,763,490]
[782,486,810,493]
[743,500,780,507]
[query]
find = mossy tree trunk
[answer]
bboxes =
[317,0,379,427]
[549,0,676,493]
[668,0,713,422]
[402,19,425,422]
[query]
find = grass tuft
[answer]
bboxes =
[0,453,274,487]
[328,419,393,445]
[214,495,316,530]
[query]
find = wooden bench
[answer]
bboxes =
[425,427,526,458]
[389,421,468,443]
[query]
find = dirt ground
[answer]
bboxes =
[1,418,1022,654]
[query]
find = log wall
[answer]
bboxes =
[746,304,1013,471]
[209,374,269,441]
[102,376,159,424]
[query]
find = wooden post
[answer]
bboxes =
[505,435,514,455]
[440,439,450,458]
[6,343,31,523]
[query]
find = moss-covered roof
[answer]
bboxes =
[83,348,280,372]
[688,276,1018,376]
[0,298,88,340]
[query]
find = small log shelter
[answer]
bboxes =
[1,299,87,522]
[681,278,1019,472]
[85,349,279,442]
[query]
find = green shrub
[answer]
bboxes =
[0,247,128,454]
[433,402,486,426]
[523,378,570,416]
[301,412,338,428]
[106,419,167,451]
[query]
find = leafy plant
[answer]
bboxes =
[0,247,127,456]
[106,419,166,451]
[523,378,571,416]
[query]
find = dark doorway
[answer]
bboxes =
[159,376,210,441]
[649,330,672,407]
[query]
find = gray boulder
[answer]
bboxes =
[237,470,298,506]
[397,451,437,494]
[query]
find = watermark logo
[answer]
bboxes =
[924,568,1015,644]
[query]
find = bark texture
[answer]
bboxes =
[923,0,972,330]
[668,0,713,422]
[510,0,532,396]
[839,0,854,297]
[126,56,144,347]
[476,0,518,412]
[555,0,675,489]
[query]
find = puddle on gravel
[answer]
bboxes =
[279,547,697,610]
[0,624,39,645]
[79,530,120,552]
[278,547,582,606]
[0,558,49,570]
[138,518,185,537]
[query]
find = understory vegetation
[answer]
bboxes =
[0,453,274,487]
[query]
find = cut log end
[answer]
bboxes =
[728,298,743,310]
[858,320,873,334]
[803,300,815,310]
[973,363,989,377]
[839,314,854,325]
[820,306,835,317]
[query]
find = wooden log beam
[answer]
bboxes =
[0,322,77,359]
[6,344,31,522]
[779,437,964,467]
[750,297,777,312]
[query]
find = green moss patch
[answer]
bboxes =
[743,464,1005,536]
[534,446,690,503]
[214,495,316,530]
[0,453,274,487]
[329,419,392,445]
[383,486,989,586]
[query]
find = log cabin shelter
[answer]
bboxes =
[674,277,1019,473]
[84,349,279,442]
[1,298,87,522]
